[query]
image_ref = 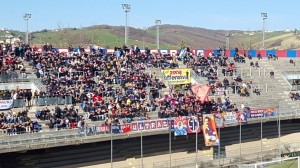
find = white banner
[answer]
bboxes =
[0,99,13,110]
[224,112,237,125]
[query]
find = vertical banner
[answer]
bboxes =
[238,111,248,123]
[213,112,225,128]
[187,116,201,133]
[174,116,187,136]
[202,114,219,146]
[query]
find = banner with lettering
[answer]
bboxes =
[121,124,131,133]
[174,116,187,136]
[214,87,225,96]
[131,119,171,132]
[98,124,110,133]
[0,99,13,110]
[187,116,201,133]
[224,112,238,125]
[248,108,276,118]
[161,68,191,84]
[111,124,121,134]
[202,114,219,146]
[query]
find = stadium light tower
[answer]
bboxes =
[122,4,131,45]
[23,13,31,44]
[225,31,231,50]
[261,12,268,49]
[155,19,161,50]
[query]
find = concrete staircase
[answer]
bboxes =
[189,57,297,111]
[225,58,297,110]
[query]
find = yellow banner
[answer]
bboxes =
[161,68,191,84]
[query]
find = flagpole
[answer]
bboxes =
[169,118,172,168]
[261,111,263,164]
[195,116,198,168]
[110,123,113,168]
[239,117,241,166]
[141,127,144,168]
[218,126,221,166]
[278,106,281,158]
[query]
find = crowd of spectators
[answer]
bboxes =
[0,109,40,135]
[157,84,238,118]
[0,89,32,100]
[26,44,171,124]
[0,42,36,82]
[0,41,295,129]
[35,106,84,130]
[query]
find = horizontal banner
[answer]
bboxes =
[0,99,13,110]
[162,68,191,85]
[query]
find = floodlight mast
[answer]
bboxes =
[155,19,161,50]
[23,13,31,44]
[122,4,131,45]
[261,12,268,49]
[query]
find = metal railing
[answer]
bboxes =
[281,71,295,91]
[10,96,73,108]
[0,108,299,151]
[153,149,280,168]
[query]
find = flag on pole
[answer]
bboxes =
[191,84,210,103]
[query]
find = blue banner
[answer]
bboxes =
[111,124,121,134]
[174,117,187,136]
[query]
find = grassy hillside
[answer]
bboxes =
[29,25,300,50]
[231,31,300,50]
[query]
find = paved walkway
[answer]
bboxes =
[60,133,300,168]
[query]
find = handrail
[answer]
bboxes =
[281,71,293,90]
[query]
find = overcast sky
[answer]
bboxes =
[1,0,298,32]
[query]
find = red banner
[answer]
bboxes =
[192,84,210,103]
[121,124,131,133]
